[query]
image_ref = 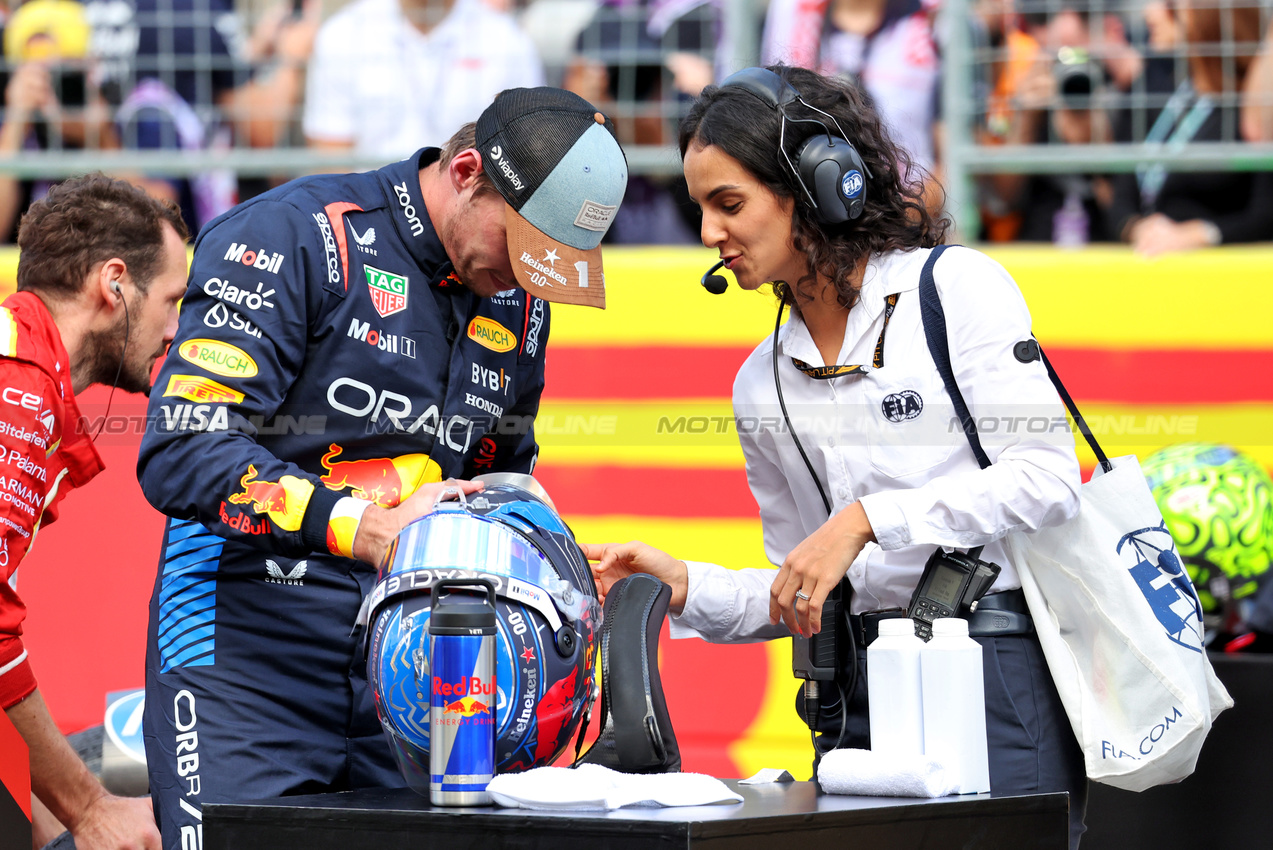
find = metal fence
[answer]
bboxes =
[0,0,759,180]
[2,0,1272,239]
[942,0,1273,237]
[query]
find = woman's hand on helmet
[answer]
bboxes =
[352,478,484,565]
[580,541,689,614]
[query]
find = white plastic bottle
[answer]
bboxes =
[920,618,990,794]
[867,617,925,756]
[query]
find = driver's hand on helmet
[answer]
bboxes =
[353,478,484,565]
[580,541,688,614]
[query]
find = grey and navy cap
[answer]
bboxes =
[476,87,628,309]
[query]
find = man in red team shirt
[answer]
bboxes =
[1,174,189,849]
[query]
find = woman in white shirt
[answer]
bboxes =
[582,65,1088,848]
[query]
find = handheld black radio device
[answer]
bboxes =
[907,547,1001,641]
[791,584,843,684]
[791,582,851,749]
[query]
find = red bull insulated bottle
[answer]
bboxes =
[429,580,497,806]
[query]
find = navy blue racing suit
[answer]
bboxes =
[137,149,551,849]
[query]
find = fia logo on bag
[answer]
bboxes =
[1117,522,1205,652]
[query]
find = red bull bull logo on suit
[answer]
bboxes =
[227,465,311,531]
[319,443,441,507]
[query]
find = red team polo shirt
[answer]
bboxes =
[0,291,104,709]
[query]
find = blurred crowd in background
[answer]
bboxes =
[1,0,1272,252]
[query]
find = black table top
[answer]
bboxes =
[203,780,1069,850]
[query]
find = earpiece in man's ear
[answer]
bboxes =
[111,280,122,296]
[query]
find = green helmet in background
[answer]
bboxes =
[1142,443,1273,627]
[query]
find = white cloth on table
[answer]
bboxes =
[487,764,744,810]
[818,748,957,798]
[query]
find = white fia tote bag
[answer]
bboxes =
[1004,455,1232,791]
[919,246,1231,792]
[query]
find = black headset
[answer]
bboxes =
[718,66,871,225]
[699,67,872,295]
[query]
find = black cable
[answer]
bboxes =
[810,603,857,756]
[93,287,130,441]
[771,303,832,515]
[773,302,852,751]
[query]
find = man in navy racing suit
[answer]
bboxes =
[136,88,627,849]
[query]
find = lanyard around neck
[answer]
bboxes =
[790,292,900,379]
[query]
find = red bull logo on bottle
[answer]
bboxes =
[435,677,495,724]
[441,696,493,721]
[429,581,497,806]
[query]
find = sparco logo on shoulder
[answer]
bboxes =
[224,243,284,274]
[312,212,341,285]
[525,297,545,357]
[394,181,424,237]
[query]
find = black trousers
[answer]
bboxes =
[809,632,1087,849]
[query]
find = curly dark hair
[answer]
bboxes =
[16,173,188,300]
[678,65,948,311]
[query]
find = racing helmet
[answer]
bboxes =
[365,474,600,793]
[1143,443,1273,626]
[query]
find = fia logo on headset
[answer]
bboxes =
[841,170,864,199]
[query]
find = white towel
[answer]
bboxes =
[487,764,744,810]
[817,748,957,798]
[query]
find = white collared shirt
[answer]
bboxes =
[674,246,1081,640]
[303,0,544,160]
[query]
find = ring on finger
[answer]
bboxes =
[795,590,811,601]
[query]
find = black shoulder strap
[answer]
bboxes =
[919,245,991,470]
[917,245,1113,475]
[1039,345,1114,474]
